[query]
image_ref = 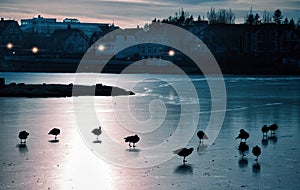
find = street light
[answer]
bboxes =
[98,44,105,51]
[32,47,39,54]
[7,43,13,49]
[168,50,175,56]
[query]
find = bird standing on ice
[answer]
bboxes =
[18,130,29,144]
[91,126,102,140]
[124,135,140,147]
[48,128,60,140]
[173,147,194,164]
[261,125,269,137]
[268,123,278,135]
[252,145,261,161]
[235,129,249,142]
[197,130,208,143]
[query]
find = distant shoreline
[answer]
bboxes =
[1,57,299,75]
[0,79,135,98]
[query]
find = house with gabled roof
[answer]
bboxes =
[49,26,89,57]
[0,18,22,55]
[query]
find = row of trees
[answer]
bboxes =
[151,8,235,26]
[207,8,235,24]
[152,8,198,26]
[150,8,299,28]
[244,8,296,26]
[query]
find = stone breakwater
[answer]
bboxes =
[0,78,135,98]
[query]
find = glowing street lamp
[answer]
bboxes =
[98,44,105,51]
[168,50,175,56]
[32,47,39,54]
[7,43,13,49]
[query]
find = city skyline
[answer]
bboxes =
[0,0,299,27]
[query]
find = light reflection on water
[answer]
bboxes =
[0,73,299,189]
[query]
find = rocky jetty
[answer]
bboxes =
[0,78,134,98]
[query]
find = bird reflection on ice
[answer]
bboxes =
[174,164,193,175]
[126,148,141,152]
[16,143,29,154]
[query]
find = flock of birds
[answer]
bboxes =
[18,123,279,165]
[18,128,61,144]
[171,123,278,164]
[236,123,279,170]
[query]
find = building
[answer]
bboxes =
[186,20,209,41]
[93,23,206,62]
[21,15,114,38]
[0,18,22,56]
[94,28,144,59]
[49,27,89,57]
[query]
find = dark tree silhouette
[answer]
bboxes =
[289,18,295,27]
[254,14,261,25]
[245,8,261,25]
[262,10,272,23]
[207,7,218,24]
[273,9,283,24]
[207,7,235,24]
[245,8,254,25]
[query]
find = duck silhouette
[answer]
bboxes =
[268,123,278,135]
[252,145,261,161]
[197,130,208,143]
[235,129,249,142]
[91,126,102,140]
[48,128,60,140]
[261,125,269,137]
[173,147,194,164]
[238,142,249,157]
[124,135,140,147]
[18,130,29,144]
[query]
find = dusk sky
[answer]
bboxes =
[0,0,299,27]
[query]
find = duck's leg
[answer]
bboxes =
[129,142,132,147]
[183,156,187,163]
[133,143,136,147]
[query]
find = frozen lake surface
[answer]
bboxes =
[0,73,299,190]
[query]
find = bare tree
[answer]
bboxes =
[262,10,272,24]
[207,7,218,24]
[208,7,235,24]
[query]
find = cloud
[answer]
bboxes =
[152,0,226,5]
[0,0,299,27]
